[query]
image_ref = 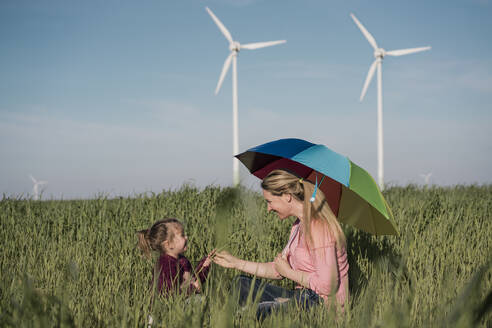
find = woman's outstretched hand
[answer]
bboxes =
[273,253,292,277]
[213,250,239,269]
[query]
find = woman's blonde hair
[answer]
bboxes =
[261,169,346,249]
[136,218,183,259]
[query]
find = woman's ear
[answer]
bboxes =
[282,193,292,203]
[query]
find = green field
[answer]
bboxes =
[1,184,491,327]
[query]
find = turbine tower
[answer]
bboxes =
[420,173,432,187]
[350,13,430,190]
[206,7,286,187]
[30,174,47,200]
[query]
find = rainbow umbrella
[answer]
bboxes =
[236,138,398,235]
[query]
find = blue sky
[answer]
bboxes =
[1,0,491,199]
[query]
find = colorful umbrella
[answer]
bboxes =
[236,138,398,235]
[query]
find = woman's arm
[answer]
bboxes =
[274,246,338,294]
[304,220,340,295]
[213,250,282,279]
[305,245,339,295]
[275,220,341,295]
[273,253,311,288]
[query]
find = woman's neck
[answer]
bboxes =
[291,198,304,221]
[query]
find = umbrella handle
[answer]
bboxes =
[310,175,325,203]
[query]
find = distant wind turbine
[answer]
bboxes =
[420,173,432,186]
[30,174,47,200]
[206,7,286,187]
[350,13,431,190]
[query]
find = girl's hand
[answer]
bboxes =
[273,253,291,277]
[184,272,202,292]
[202,249,216,267]
[190,277,201,291]
[213,250,239,269]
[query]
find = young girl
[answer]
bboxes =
[137,218,214,295]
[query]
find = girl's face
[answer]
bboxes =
[165,225,188,257]
[262,189,292,220]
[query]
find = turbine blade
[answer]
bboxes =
[385,46,431,56]
[241,40,286,50]
[360,60,378,102]
[350,13,378,50]
[29,175,36,183]
[215,53,233,95]
[206,7,233,44]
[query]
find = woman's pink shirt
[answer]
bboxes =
[272,219,349,307]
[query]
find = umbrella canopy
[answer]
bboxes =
[236,138,398,235]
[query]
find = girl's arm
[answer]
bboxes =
[181,271,199,292]
[213,250,282,279]
[194,249,216,283]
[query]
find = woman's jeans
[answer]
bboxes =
[233,275,321,320]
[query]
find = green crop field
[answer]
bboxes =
[1,184,491,327]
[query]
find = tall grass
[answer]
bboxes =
[0,184,490,327]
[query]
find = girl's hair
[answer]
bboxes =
[136,218,183,259]
[261,169,346,249]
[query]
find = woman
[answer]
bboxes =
[213,169,349,318]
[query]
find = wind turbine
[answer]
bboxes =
[30,174,47,200]
[206,7,286,187]
[350,13,431,190]
[420,173,432,187]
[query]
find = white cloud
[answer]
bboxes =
[262,60,360,80]
[390,59,492,94]
[2,87,491,199]
[0,102,231,198]
[240,105,492,187]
